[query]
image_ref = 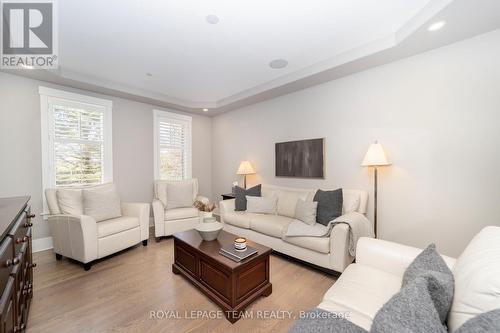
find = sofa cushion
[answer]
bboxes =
[166,182,194,209]
[97,216,139,238]
[289,308,367,333]
[83,184,122,222]
[320,264,401,330]
[274,189,309,218]
[223,211,253,229]
[282,235,330,254]
[164,207,199,221]
[246,195,277,214]
[317,300,373,331]
[57,188,83,216]
[250,214,293,238]
[234,185,261,211]
[295,199,318,225]
[314,189,343,226]
[371,275,447,333]
[402,244,454,323]
[448,226,500,332]
[455,309,500,333]
[343,191,360,213]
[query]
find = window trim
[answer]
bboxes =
[39,86,113,196]
[153,109,192,181]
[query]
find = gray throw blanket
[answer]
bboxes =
[284,212,374,256]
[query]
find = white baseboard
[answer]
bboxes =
[32,236,53,253]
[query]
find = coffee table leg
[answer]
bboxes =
[172,264,180,275]
[262,284,272,297]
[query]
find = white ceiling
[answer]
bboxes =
[5,0,500,115]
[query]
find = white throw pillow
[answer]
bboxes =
[276,190,308,218]
[82,183,122,222]
[166,182,194,209]
[343,192,360,213]
[246,195,277,214]
[294,199,318,225]
[56,188,83,216]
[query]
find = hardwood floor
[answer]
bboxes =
[27,232,336,333]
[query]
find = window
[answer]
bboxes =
[40,87,113,190]
[153,110,192,180]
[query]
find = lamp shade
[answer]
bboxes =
[361,142,391,167]
[236,161,256,175]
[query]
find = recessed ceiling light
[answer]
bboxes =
[206,15,219,25]
[146,72,152,77]
[203,108,208,112]
[269,59,288,69]
[428,21,446,32]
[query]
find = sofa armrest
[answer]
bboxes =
[121,202,150,241]
[152,199,165,237]
[329,223,354,273]
[219,199,235,215]
[356,237,457,277]
[47,214,98,263]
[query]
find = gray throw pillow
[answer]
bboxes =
[403,244,454,323]
[289,308,367,333]
[234,185,261,211]
[455,309,500,333]
[313,189,343,226]
[371,275,447,333]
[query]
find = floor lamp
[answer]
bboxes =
[362,141,391,237]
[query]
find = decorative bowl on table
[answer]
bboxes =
[195,222,223,241]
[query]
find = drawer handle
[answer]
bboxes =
[29,263,37,268]
[16,236,29,244]
[23,222,33,228]
[5,258,20,267]
[13,323,26,332]
[27,213,35,219]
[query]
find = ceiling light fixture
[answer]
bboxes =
[428,20,446,32]
[206,15,219,25]
[269,59,288,69]
[203,108,208,112]
[146,73,152,77]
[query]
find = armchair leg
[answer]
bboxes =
[55,253,62,260]
[142,240,148,246]
[155,237,161,243]
[83,263,92,271]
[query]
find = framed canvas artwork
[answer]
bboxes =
[275,138,324,178]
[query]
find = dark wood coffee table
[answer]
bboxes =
[172,230,272,323]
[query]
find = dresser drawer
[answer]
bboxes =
[0,238,14,298]
[7,212,30,255]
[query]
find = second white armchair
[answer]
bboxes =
[152,178,208,241]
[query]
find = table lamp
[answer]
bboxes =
[236,161,255,189]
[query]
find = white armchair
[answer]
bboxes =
[152,179,208,241]
[45,184,150,271]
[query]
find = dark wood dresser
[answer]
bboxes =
[0,197,35,333]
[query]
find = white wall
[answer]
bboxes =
[212,29,500,257]
[0,73,212,240]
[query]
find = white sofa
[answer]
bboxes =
[219,184,370,273]
[317,226,500,331]
[45,184,150,270]
[152,178,208,241]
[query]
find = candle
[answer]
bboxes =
[234,237,247,250]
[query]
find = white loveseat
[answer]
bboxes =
[45,184,150,270]
[317,226,500,331]
[219,184,369,273]
[152,179,209,241]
